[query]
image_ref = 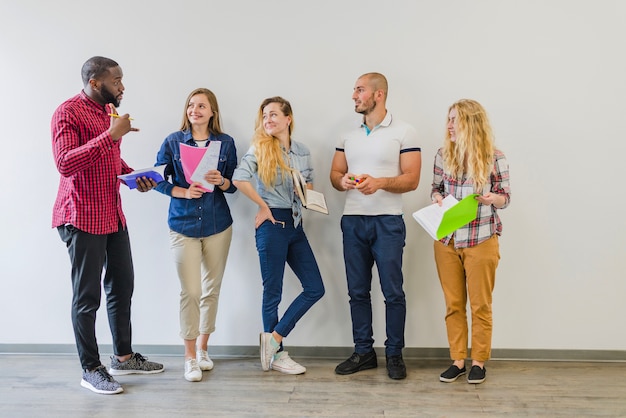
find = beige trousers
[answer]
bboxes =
[169,226,232,340]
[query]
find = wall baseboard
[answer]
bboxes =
[0,344,624,362]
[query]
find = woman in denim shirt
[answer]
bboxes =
[233,96,325,375]
[154,88,238,382]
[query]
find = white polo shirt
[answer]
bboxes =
[337,112,420,216]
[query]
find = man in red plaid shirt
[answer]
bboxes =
[52,56,163,395]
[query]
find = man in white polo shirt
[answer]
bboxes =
[330,72,421,380]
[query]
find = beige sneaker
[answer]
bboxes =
[184,358,202,382]
[196,350,214,371]
[271,351,306,375]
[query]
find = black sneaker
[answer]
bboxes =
[467,365,486,384]
[335,350,377,375]
[439,364,466,382]
[386,355,407,380]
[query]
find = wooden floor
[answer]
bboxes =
[2,354,626,417]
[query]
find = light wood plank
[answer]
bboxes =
[1,355,625,417]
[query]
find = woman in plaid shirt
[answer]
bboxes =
[431,99,511,385]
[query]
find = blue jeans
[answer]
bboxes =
[58,223,134,370]
[255,209,325,340]
[341,215,406,357]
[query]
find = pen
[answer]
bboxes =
[108,114,134,121]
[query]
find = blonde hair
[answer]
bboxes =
[442,99,495,190]
[252,97,294,188]
[179,88,223,135]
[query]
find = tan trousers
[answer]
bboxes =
[433,235,500,362]
[169,226,232,340]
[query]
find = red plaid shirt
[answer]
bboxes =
[431,148,511,248]
[51,91,133,234]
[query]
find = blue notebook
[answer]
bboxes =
[118,165,167,189]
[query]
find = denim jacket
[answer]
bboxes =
[232,140,314,227]
[154,129,238,238]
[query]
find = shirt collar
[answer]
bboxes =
[360,111,392,135]
[182,129,215,145]
[80,90,108,114]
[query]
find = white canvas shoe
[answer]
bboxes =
[260,332,279,371]
[184,358,202,382]
[271,351,306,375]
[196,350,214,371]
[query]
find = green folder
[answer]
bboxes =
[436,194,480,239]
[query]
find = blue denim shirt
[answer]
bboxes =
[154,129,238,238]
[232,140,314,227]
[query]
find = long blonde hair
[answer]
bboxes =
[252,97,294,188]
[442,99,495,190]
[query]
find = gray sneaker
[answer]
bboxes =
[81,365,123,394]
[109,352,164,376]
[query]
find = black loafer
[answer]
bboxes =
[467,365,486,384]
[439,365,466,382]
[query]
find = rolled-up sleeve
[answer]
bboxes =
[232,147,257,182]
[492,150,511,209]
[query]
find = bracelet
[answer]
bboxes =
[218,176,225,187]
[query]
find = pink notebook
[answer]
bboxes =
[179,142,222,192]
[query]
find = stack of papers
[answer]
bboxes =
[179,142,222,192]
[412,194,479,240]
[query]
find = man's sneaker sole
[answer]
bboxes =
[108,368,164,376]
[335,361,377,375]
[80,379,123,395]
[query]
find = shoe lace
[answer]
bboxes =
[95,366,115,382]
[198,351,210,361]
[349,352,361,363]
[186,358,199,371]
[133,352,147,364]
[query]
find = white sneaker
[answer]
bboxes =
[196,350,214,371]
[271,351,306,375]
[260,332,279,371]
[184,358,202,382]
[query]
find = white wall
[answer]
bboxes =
[1,0,624,352]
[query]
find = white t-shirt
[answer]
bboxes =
[337,112,420,216]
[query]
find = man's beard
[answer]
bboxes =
[355,99,376,115]
[101,85,121,107]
